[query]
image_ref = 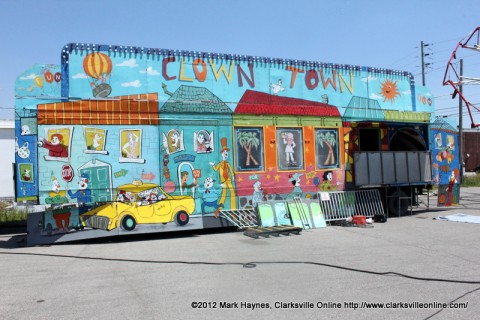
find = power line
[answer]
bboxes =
[386,49,418,69]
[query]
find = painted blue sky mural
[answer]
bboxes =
[62,44,433,117]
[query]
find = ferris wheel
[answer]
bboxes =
[443,26,480,128]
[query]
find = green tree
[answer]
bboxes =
[317,131,337,166]
[237,131,260,166]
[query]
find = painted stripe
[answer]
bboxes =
[127,98,131,125]
[97,54,104,79]
[147,94,151,125]
[67,103,71,124]
[53,103,57,124]
[96,100,100,125]
[117,99,121,124]
[130,95,139,124]
[105,99,109,125]
[88,54,96,78]
[77,101,84,124]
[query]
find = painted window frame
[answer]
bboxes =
[194,130,214,154]
[234,126,265,172]
[40,126,74,163]
[315,128,340,170]
[84,126,108,154]
[119,128,145,163]
[20,117,37,136]
[276,127,304,171]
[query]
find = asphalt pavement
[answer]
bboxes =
[0,188,479,320]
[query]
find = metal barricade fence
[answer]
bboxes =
[318,189,384,222]
[218,209,258,228]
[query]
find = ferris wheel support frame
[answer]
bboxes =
[443,26,480,128]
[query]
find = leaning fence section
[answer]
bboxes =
[218,209,258,228]
[318,189,384,222]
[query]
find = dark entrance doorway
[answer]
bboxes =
[389,127,427,151]
[359,128,380,151]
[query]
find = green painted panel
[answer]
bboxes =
[301,202,313,229]
[310,202,326,228]
[258,203,275,227]
[273,201,292,225]
[287,202,304,228]
[232,115,275,126]
[300,117,342,127]
[384,110,431,123]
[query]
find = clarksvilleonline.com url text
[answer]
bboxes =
[191,300,468,310]
[313,301,469,310]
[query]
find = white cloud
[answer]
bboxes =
[370,93,382,99]
[121,80,141,87]
[19,73,36,80]
[425,92,432,97]
[402,90,412,95]
[116,59,139,68]
[72,73,88,79]
[139,67,160,75]
[362,75,377,83]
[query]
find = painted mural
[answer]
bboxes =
[15,64,63,203]
[15,43,442,244]
[430,118,460,206]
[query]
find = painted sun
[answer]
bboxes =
[379,79,400,103]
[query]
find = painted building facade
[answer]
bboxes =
[14,43,457,244]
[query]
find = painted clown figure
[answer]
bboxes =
[209,137,236,210]
[68,173,92,212]
[288,172,303,199]
[38,133,68,158]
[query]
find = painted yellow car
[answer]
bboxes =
[80,181,195,231]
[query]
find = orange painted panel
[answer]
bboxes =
[38,93,159,125]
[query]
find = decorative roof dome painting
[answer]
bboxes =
[343,96,385,121]
[235,90,341,117]
[160,84,232,114]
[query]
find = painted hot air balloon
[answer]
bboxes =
[83,52,113,97]
[44,71,54,83]
[34,75,44,88]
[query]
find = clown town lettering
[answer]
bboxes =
[161,57,353,93]
[162,57,255,88]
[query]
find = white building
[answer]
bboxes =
[0,119,15,199]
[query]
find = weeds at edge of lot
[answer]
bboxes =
[0,201,28,224]
[461,174,480,187]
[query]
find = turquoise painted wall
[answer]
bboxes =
[62,44,434,115]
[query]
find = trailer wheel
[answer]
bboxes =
[121,215,136,231]
[174,211,189,226]
[388,190,409,217]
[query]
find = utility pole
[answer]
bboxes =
[420,41,431,86]
[459,59,463,182]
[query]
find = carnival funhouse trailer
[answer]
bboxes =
[14,43,459,245]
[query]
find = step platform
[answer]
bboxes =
[243,225,302,239]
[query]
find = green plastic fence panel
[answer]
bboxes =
[257,202,275,227]
[301,202,313,229]
[287,202,304,228]
[309,201,326,228]
[273,202,292,225]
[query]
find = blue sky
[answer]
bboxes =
[0,0,479,127]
